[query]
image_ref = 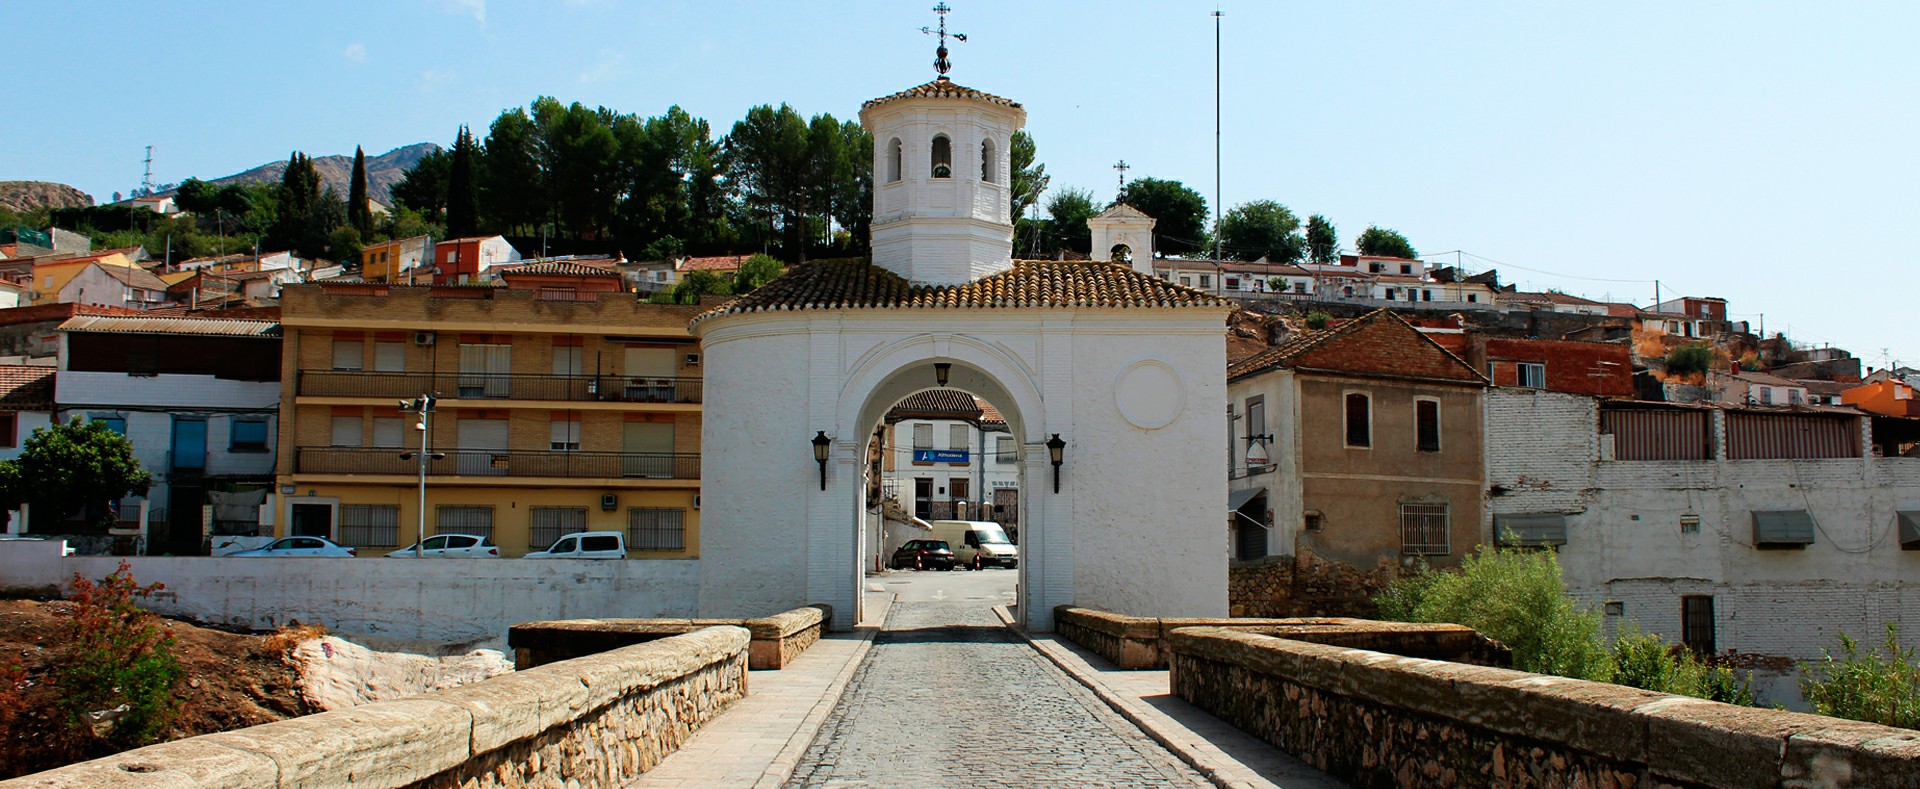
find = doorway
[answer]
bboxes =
[289,502,333,537]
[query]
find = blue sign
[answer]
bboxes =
[914,449,970,463]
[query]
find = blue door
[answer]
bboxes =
[171,418,207,471]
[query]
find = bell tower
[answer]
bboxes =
[859,6,1025,285]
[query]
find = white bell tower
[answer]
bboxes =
[1088,203,1158,277]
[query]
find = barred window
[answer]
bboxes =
[338,504,399,547]
[996,436,1016,464]
[628,507,685,551]
[436,505,494,539]
[1400,502,1450,556]
[529,506,586,550]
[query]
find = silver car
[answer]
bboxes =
[228,536,357,558]
[387,534,501,558]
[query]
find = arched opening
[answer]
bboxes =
[980,137,997,182]
[930,134,952,178]
[1109,244,1132,263]
[886,137,902,183]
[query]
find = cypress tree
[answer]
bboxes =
[445,127,480,238]
[347,146,371,234]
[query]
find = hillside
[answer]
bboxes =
[0,181,93,213]
[205,143,438,205]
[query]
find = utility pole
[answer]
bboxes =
[1212,8,1224,263]
[398,395,443,556]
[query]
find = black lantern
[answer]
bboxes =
[1045,433,1066,493]
[811,431,831,490]
[934,362,952,387]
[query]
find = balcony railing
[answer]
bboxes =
[296,447,700,480]
[298,370,703,404]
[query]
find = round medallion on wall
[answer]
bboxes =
[1113,360,1185,430]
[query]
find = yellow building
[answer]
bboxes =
[274,280,706,557]
[29,249,135,304]
[358,235,430,283]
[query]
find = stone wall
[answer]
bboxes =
[4,626,751,788]
[1169,627,1920,788]
[1054,606,1506,670]
[1226,548,1402,619]
[510,604,831,671]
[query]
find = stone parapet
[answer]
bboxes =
[510,604,832,671]
[1054,605,1506,670]
[6,626,750,788]
[1168,627,1920,788]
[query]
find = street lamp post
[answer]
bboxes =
[398,395,443,557]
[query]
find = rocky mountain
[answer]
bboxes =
[0,181,94,213]
[205,143,439,206]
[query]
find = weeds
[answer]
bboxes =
[1801,624,1920,729]
[1610,625,1754,705]
[261,623,329,659]
[54,561,183,750]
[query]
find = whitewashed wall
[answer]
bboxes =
[0,541,698,650]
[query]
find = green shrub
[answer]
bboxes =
[1665,343,1715,376]
[1303,311,1331,330]
[1801,625,1920,729]
[1610,625,1754,705]
[1375,546,1613,680]
[55,562,183,750]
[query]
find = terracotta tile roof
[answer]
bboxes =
[694,259,1232,325]
[862,77,1021,111]
[0,365,53,411]
[1228,309,1485,384]
[891,389,983,417]
[679,255,753,272]
[500,260,623,278]
[974,397,1006,426]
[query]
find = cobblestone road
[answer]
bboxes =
[785,601,1210,789]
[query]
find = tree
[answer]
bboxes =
[480,108,547,236]
[1375,546,1613,681]
[392,148,451,220]
[1218,200,1305,263]
[55,562,182,751]
[1306,214,1338,265]
[1666,343,1715,377]
[726,104,814,258]
[445,126,481,238]
[1046,187,1097,254]
[1,419,151,532]
[1118,177,1209,256]
[531,99,618,239]
[269,152,339,259]
[731,253,785,293]
[1355,224,1417,259]
[1009,130,1048,223]
[347,146,372,235]
[669,269,733,304]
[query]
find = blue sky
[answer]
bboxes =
[5,1,1915,366]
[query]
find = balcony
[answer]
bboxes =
[298,370,702,404]
[296,447,700,480]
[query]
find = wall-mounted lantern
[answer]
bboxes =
[812,431,832,490]
[1245,433,1273,466]
[934,362,952,388]
[1046,433,1066,493]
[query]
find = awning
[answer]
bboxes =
[1494,513,1568,546]
[1752,510,1816,548]
[1228,487,1266,512]
[1898,512,1920,550]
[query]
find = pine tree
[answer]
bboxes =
[347,146,371,235]
[445,127,480,238]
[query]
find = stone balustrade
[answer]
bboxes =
[510,604,832,671]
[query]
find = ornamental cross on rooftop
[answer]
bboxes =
[920,2,967,76]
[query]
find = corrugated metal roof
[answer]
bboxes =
[57,315,281,337]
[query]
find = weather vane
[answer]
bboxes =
[920,2,967,77]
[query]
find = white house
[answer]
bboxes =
[1484,388,1920,706]
[58,261,171,309]
[693,73,1235,630]
[882,389,1018,521]
[0,366,55,464]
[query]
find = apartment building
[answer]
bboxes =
[878,389,1017,523]
[274,282,705,557]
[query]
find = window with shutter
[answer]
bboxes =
[913,423,933,450]
[1344,393,1371,448]
[332,340,364,371]
[459,344,512,398]
[949,424,969,451]
[371,417,405,448]
[373,342,406,372]
[330,416,362,447]
[1416,399,1441,452]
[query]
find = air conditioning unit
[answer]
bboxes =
[413,331,436,347]
[692,494,701,510]
[600,493,618,511]
[684,352,701,366]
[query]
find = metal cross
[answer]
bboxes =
[920,2,968,76]
[1114,160,1130,196]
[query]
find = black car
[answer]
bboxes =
[890,539,956,571]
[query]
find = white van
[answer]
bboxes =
[929,520,1018,569]
[524,531,627,559]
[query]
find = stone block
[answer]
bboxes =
[1637,696,1815,787]
[0,739,277,789]
[433,664,599,753]
[196,698,472,787]
[1781,720,1920,788]
[1451,673,1664,759]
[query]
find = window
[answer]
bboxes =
[230,418,269,451]
[1681,596,1716,655]
[0,413,14,448]
[1787,389,1804,406]
[94,415,127,435]
[1400,502,1450,555]
[1344,393,1371,448]
[1422,289,1433,302]
[948,424,969,452]
[886,138,903,183]
[1756,386,1773,405]
[1199,274,1212,288]
[458,343,513,398]
[1225,276,1240,291]
[930,135,952,178]
[1415,399,1440,452]
[1467,294,1478,303]
[537,287,578,301]
[371,417,405,448]
[331,339,364,371]
[330,415,362,447]
[1384,289,1396,301]
[550,419,581,451]
[628,507,685,550]
[373,342,406,372]
[529,506,586,550]
[912,423,933,450]
[552,344,584,376]
[981,138,997,182]
[436,505,494,539]
[1234,520,1267,561]
[1400,264,1413,275]
[1680,514,1701,534]
[1245,395,1267,463]
[337,504,399,547]
[1751,510,1815,548]
[1303,511,1324,532]
[996,436,1016,464]
[1517,363,1546,389]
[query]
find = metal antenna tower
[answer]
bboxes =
[1113,160,1130,199]
[920,2,967,77]
[141,145,156,195]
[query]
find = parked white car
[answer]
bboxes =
[523,531,626,559]
[227,536,357,558]
[387,534,501,558]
